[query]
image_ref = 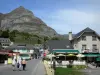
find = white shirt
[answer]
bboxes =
[12,59,16,65]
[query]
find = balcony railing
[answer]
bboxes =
[92,49,99,53]
[81,49,99,53]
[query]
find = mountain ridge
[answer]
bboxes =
[0,6,58,37]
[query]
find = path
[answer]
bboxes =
[82,68,100,75]
[0,59,46,75]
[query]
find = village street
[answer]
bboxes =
[0,59,46,75]
[81,67,100,75]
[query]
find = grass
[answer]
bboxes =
[55,67,84,75]
[73,65,87,70]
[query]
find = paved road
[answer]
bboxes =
[0,59,46,75]
[82,68,100,75]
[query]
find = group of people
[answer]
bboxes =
[12,55,27,71]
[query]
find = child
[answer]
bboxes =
[21,58,27,70]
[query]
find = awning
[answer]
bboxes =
[56,54,66,56]
[96,58,100,61]
[53,49,79,53]
[67,54,76,56]
[83,54,100,57]
[77,54,85,57]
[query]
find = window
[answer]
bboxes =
[2,40,4,42]
[92,36,97,41]
[2,44,9,46]
[82,36,86,41]
[74,44,77,48]
[82,44,87,50]
[6,40,8,42]
[92,44,97,49]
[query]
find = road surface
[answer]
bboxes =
[0,59,46,75]
[82,68,100,75]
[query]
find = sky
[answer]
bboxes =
[0,0,100,34]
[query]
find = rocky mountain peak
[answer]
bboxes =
[7,6,34,17]
[0,6,58,37]
[18,6,26,9]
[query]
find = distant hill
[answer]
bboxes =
[0,6,58,37]
[59,34,75,39]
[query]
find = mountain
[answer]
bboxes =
[59,34,75,39]
[0,6,57,37]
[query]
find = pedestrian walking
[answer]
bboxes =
[96,63,98,68]
[21,58,27,71]
[12,58,17,71]
[17,56,22,71]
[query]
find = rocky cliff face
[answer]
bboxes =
[0,6,57,37]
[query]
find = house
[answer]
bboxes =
[0,37,12,48]
[70,27,100,53]
[45,39,75,55]
[0,50,13,63]
[6,43,34,60]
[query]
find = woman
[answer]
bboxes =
[17,56,22,70]
[21,58,27,70]
[12,58,17,71]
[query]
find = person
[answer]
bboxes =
[12,57,17,71]
[96,63,98,68]
[17,56,22,70]
[21,58,27,70]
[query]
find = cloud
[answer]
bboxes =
[39,9,100,34]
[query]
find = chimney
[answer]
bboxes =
[69,32,72,40]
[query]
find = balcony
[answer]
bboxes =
[81,49,99,53]
[92,49,99,53]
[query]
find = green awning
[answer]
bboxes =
[96,58,100,61]
[83,54,100,57]
[53,49,79,53]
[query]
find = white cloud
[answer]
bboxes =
[42,9,100,34]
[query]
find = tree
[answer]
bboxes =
[1,30,9,38]
[51,37,60,40]
[33,34,42,44]
[44,36,49,42]
[0,43,2,49]
[37,39,42,44]
[9,30,18,42]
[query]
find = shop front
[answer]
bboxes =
[82,53,100,63]
[0,50,13,63]
[52,49,79,61]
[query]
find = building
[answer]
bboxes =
[46,40,73,50]
[6,43,34,60]
[70,27,100,53]
[44,39,75,56]
[0,37,12,48]
[0,50,13,63]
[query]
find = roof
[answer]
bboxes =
[73,27,100,39]
[46,40,73,50]
[0,37,11,43]
[5,43,34,50]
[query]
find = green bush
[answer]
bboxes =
[43,57,50,61]
[55,67,84,75]
[72,65,87,69]
[67,65,73,68]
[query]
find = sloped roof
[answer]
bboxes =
[46,40,73,50]
[5,43,34,50]
[73,27,100,39]
[0,37,11,43]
